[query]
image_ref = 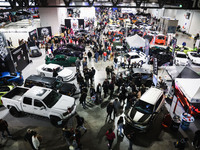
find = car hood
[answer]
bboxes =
[176,57,188,62]
[58,68,73,77]
[129,108,151,123]
[52,95,75,112]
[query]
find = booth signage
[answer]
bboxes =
[153,58,158,75]
[37,26,52,39]
[11,43,29,71]
[0,32,8,61]
[29,29,37,40]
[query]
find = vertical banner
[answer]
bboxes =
[145,39,150,56]
[153,58,158,75]
[11,43,29,71]
[0,32,8,61]
[29,29,37,40]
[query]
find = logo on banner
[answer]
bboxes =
[0,34,8,61]
[41,28,49,36]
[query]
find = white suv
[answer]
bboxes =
[174,52,189,66]
[125,87,165,131]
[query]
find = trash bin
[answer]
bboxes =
[180,112,195,130]
[170,115,181,131]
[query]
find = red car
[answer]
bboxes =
[155,34,167,45]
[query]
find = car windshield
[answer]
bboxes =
[124,54,130,58]
[55,67,62,72]
[191,53,200,57]
[43,90,61,108]
[177,54,187,58]
[33,49,38,53]
[134,100,154,114]
[157,36,165,40]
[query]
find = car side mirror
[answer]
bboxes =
[40,106,46,110]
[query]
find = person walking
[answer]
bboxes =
[79,91,87,109]
[94,51,99,63]
[114,57,118,69]
[105,128,116,150]
[113,99,121,118]
[32,131,40,150]
[0,119,12,138]
[75,58,81,71]
[102,79,109,98]
[106,102,114,123]
[103,51,107,62]
[87,51,92,62]
[109,81,115,99]
[117,116,124,137]
[24,129,35,149]
[96,83,102,102]
[127,131,135,150]
[75,115,87,133]
[105,66,110,79]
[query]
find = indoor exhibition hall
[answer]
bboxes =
[0,0,200,150]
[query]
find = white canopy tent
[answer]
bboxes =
[126,34,145,48]
[175,78,200,103]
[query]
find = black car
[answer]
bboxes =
[53,47,83,59]
[24,75,77,96]
[66,44,85,52]
[149,46,173,66]
[117,68,153,87]
[75,29,89,36]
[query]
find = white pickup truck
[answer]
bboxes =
[1,86,76,126]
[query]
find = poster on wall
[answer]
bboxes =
[29,29,37,40]
[37,26,52,40]
[71,19,79,30]
[10,43,29,71]
[0,32,8,61]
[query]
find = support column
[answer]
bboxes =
[38,7,60,35]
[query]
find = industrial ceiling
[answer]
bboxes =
[0,0,200,11]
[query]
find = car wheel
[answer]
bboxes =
[40,73,45,77]
[57,76,63,82]
[50,116,62,127]
[9,107,21,117]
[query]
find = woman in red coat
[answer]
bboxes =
[105,128,115,150]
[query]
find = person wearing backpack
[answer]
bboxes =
[75,115,87,134]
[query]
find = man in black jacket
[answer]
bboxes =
[102,79,109,98]
[87,51,92,61]
[106,102,114,123]
[75,115,87,133]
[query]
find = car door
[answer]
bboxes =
[42,68,53,77]
[33,99,48,117]
[22,97,34,114]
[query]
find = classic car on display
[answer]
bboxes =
[0,72,23,86]
[187,52,200,64]
[0,85,14,105]
[45,55,77,67]
[37,64,75,82]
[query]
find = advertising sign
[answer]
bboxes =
[37,26,52,39]
[153,58,158,75]
[0,32,8,61]
[11,43,29,71]
[29,29,37,40]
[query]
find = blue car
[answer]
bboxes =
[0,72,24,86]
